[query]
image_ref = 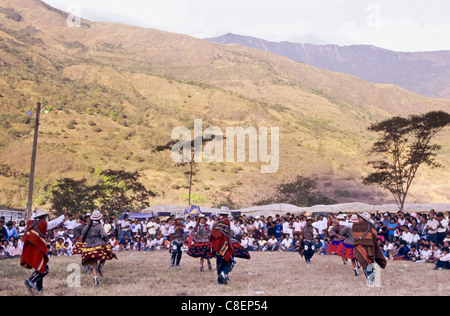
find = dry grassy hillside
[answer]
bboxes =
[0,0,449,209]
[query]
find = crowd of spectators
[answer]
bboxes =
[1,209,449,269]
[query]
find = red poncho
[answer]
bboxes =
[210,217,234,262]
[20,220,49,274]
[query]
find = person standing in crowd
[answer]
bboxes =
[187,215,213,272]
[300,218,319,265]
[436,213,448,245]
[211,211,235,285]
[353,213,387,287]
[146,217,157,240]
[0,221,7,241]
[64,214,78,232]
[120,214,132,243]
[168,215,185,267]
[425,213,439,244]
[80,211,117,286]
[21,209,65,293]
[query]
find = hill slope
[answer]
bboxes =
[207,33,450,100]
[1,0,450,209]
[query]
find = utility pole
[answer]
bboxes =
[26,102,41,220]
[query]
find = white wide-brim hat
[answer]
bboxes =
[349,215,360,223]
[35,209,48,219]
[336,214,346,220]
[90,210,103,221]
[358,212,371,222]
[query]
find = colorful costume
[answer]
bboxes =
[211,213,235,285]
[231,223,250,260]
[327,225,354,259]
[72,222,87,255]
[188,223,213,259]
[21,210,65,293]
[353,214,387,286]
[81,222,117,266]
[299,221,317,264]
[21,219,49,274]
[169,218,185,267]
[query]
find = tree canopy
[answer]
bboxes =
[363,111,450,211]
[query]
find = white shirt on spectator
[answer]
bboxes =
[281,237,292,250]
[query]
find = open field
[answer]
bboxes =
[1,251,448,296]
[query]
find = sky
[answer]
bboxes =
[42,0,450,52]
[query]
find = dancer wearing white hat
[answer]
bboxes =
[169,215,185,267]
[22,209,65,293]
[80,210,117,286]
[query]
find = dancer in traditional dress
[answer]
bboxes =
[187,215,213,271]
[230,218,250,260]
[327,215,360,276]
[80,211,117,286]
[299,217,319,265]
[169,215,185,267]
[211,211,235,285]
[21,209,65,293]
[72,213,91,255]
[353,212,387,286]
[72,213,92,273]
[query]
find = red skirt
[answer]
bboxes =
[327,240,354,259]
[233,243,251,260]
[187,242,213,259]
[82,244,117,266]
[72,241,85,255]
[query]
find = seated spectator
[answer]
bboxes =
[315,237,323,254]
[56,237,66,256]
[109,236,120,251]
[416,244,432,263]
[433,247,450,270]
[64,242,73,256]
[290,234,300,252]
[8,240,22,257]
[320,238,329,255]
[267,235,278,251]
[427,245,442,264]
[246,233,257,251]
[153,234,165,250]
[258,236,268,252]
[281,234,292,251]
[393,241,410,261]
[406,245,420,262]
[48,241,57,257]
[383,240,394,260]
[0,246,7,259]
[2,240,10,257]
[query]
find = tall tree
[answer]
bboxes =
[93,169,156,216]
[47,178,96,216]
[363,111,450,211]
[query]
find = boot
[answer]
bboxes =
[97,264,103,277]
[94,276,99,286]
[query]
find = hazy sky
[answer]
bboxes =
[42,0,450,52]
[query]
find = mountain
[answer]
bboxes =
[1,0,450,210]
[207,33,450,100]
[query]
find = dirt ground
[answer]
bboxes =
[1,250,448,296]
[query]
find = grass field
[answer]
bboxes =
[0,251,448,296]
